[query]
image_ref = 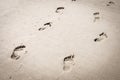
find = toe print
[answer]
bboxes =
[13,45,26,51]
[63,54,74,63]
[44,22,52,27]
[55,7,65,13]
[72,0,76,1]
[93,12,100,15]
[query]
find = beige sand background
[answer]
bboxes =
[0,0,120,80]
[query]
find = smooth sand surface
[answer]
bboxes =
[0,0,120,80]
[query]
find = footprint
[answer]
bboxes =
[11,45,27,60]
[72,0,76,1]
[38,22,52,31]
[93,12,100,22]
[13,45,26,51]
[106,1,115,6]
[55,7,65,13]
[93,12,100,15]
[94,32,108,42]
[44,22,52,27]
[63,54,75,71]
[56,54,75,80]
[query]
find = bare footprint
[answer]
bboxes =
[38,22,52,31]
[56,54,75,80]
[55,7,65,13]
[11,45,27,60]
[63,54,75,71]
[93,12,100,22]
[94,32,108,42]
[106,1,115,6]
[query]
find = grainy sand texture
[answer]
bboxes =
[0,0,120,80]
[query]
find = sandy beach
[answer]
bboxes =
[0,0,120,80]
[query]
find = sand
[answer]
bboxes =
[0,0,120,80]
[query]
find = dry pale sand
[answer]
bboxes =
[0,0,120,80]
